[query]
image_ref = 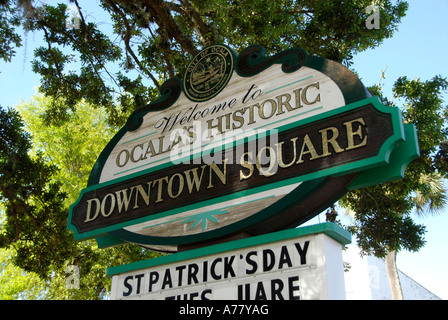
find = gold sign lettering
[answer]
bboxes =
[116,81,323,169]
[344,118,368,150]
[89,116,369,223]
[238,118,368,180]
[82,161,229,223]
[88,117,369,223]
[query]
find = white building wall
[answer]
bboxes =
[343,245,440,300]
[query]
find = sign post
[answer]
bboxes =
[67,44,419,300]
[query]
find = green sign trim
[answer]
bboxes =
[348,123,419,190]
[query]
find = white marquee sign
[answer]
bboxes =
[109,223,350,300]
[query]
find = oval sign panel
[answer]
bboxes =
[68,45,419,252]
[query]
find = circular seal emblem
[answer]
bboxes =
[184,44,234,102]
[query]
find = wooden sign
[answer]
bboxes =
[68,45,419,252]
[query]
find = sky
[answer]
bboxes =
[0,0,447,299]
[352,0,448,300]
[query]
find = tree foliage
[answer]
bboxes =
[16,95,118,204]
[340,75,448,258]
[2,0,408,127]
[0,248,46,299]
[0,106,70,277]
[0,0,21,62]
[0,101,159,299]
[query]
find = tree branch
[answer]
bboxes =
[104,0,161,89]
[180,0,217,46]
[143,0,199,56]
[72,0,121,92]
